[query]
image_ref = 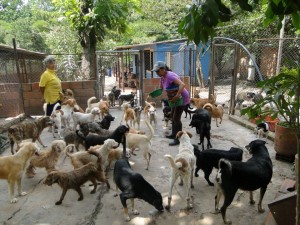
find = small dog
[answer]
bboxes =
[26,140,66,178]
[190,94,216,109]
[189,108,212,150]
[203,103,225,127]
[254,122,269,139]
[144,99,156,118]
[133,106,143,130]
[8,116,50,154]
[122,103,136,128]
[165,131,196,210]
[118,92,135,107]
[0,142,40,203]
[193,144,243,186]
[72,107,100,130]
[44,154,110,205]
[99,100,110,119]
[85,97,99,113]
[113,158,164,221]
[148,104,157,129]
[125,120,154,170]
[215,140,273,224]
[60,98,77,129]
[161,99,172,128]
[97,113,115,130]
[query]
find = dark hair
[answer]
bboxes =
[165,65,172,71]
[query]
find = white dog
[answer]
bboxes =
[72,107,99,130]
[60,98,77,130]
[50,103,63,139]
[148,104,157,129]
[165,131,196,210]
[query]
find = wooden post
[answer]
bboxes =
[229,44,240,115]
[209,42,215,98]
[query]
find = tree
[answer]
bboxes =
[52,0,137,79]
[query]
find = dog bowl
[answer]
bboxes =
[149,89,163,98]
[168,97,183,107]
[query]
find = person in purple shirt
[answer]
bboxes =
[151,61,190,146]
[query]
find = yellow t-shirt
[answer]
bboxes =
[39,69,61,104]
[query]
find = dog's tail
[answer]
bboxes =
[144,120,154,141]
[203,103,214,112]
[87,96,97,109]
[76,130,86,141]
[165,154,185,171]
[218,158,232,176]
[51,102,61,118]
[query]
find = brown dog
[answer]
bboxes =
[190,94,217,109]
[203,103,224,127]
[8,116,50,154]
[26,140,66,178]
[43,155,110,205]
[99,100,110,119]
[0,142,40,203]
[122,103,136,127]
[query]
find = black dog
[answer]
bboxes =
[184,103,197,119]
[215,139,273,224]
[113,158,164,221]
[118,92,135,107]
[108,86,121,107]
[189,108,212,150]
[97,113,115,130]
[193,144,243,186]
[161,99,171,127]
[76,125,129,150]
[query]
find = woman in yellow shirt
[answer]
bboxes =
[39,55,62,116]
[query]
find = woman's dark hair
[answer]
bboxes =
[165,65,172,71]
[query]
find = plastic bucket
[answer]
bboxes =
[149,89,163,98]
[168,97,183,107]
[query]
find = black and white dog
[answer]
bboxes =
[118,92,135,107]
[161,99,172,128]
[113,158,164,221]
[254,122,269,139]
[215,139,273,224]
[184,103,197,119]
[193,145,243,186]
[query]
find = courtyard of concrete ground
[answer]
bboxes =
[0,77,296,225]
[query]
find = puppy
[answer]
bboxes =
[165,131,196,210]
[161,99,171,128]
[215,140,273,224]
[50,102,63,139]
[99,100,110,119]
[0,142,40,203]
[122,103,136,127]
[113,158,164,221]
[72,107,100,130]
[44,160,110,205]
[118,92,135,108]
[8,116,50,154]
[189,108,212,150]
[190,94,216,109]
[254,122,269,139]
[133,106,143,130]
[203,103,225,127]
[148,104,157,129]
[193,144,243,186]
[126,120,154,170]
[26,140,66,178]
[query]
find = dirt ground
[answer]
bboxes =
[0,102,295,225]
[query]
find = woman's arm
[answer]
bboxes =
[39,87,45,95]
[173,78,185,97]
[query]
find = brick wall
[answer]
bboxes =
[142,76,190,107]
[22,80,97,115]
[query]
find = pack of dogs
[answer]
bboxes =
[1,88,275,224]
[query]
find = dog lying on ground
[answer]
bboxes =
[8,116,50,154]
[165,131,196,210]
[190,94,216,109]
[113,158,164,221]
[44,153,110,205]
[193,144,243,186]
[0,142,40,203]
[76,125,129,150]
[254,122,269,140]
[189,108,212,150]
[215,139,273,224]
[203,103,225,127]
[126,120,154,170]
[118,92,135,108]
[26,140,66,178]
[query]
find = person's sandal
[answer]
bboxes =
[165,134,175,139]
[169,139,179,146]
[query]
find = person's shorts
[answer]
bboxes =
[46,100,61,116]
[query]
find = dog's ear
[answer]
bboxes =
[176,131,184,139]
[186,131,193,138]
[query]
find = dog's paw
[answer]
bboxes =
[165,205,171,211]
[55,201,62,205]
[19,192,27,196]
[78,197,83,201]
[10,198,18,203]
[132,209,139,215]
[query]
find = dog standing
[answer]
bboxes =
[203,103,224,127]
[165,131,196,210]
[215,140,273,224]
[118,92,135,108]
[254,122,269,140]
[0,142,40,203]
[133,106,143,130]
[113,158,164,221]
[148,104,157,129]
[161,99,172,128]
[122,103,136,128]
[50,102,63,139]
[8,116,50,154]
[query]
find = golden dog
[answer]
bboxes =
[8,116,50,154]
[0,142,40,203]
[99,100,110,119]
[203,103,225,127]
[122,103,136,127]
[26,140,66,178]
[190,94,217,109]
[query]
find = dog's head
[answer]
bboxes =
[245,139,266,154]
[148,105,156,115]
[39,116,51,128]
[104,139,119,148]
[134,106,143,114]
[65,144,76,154]
[43,171,60,186]
[91,107,100,115]
[152,191,164,212]
[104,114,115,122]
[18,142,41,157]
[176,130,193,140]
[51,140,66,155]
[117,125,130,134]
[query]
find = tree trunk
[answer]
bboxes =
[196,48,205,88]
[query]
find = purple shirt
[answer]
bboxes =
[161,71,190,106]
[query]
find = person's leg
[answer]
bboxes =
[166,107,176,139]
[169,105,184,146]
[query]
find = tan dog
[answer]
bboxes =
[107,147,131,171]
[43,158,110,205]
[203,103,224,127]
[26,140,66,178]
[8,116,50,154]
[122,103,136,128]
[190,94,217,109]
[60,89,84,113]
[0,142,40,203]
[99,100,110,119]
[165,131,196,210]
[144,97,156,118]
[125,120,154,170]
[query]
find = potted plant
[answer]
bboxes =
[241,65,300,157]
